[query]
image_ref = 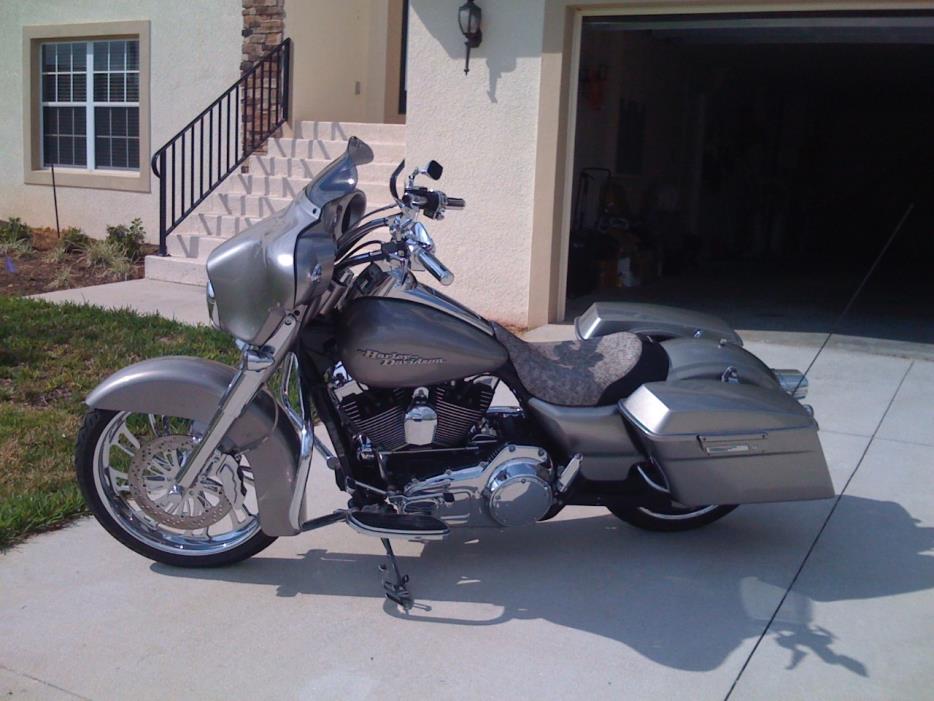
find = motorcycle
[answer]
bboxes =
[76,138,833,609]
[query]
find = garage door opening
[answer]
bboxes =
[566,14,934,344]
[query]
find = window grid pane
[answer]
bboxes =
[94,106,140,169]
[41,38,140,171]
[43,106,87,167]
[92,39,139,105]
[40,42,88,167]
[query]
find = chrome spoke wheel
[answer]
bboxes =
[634,463,719,520]
[92,411,262,556]
[608,462,737,532]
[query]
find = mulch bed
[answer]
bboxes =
[1,226,156,297]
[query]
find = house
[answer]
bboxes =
[3,1,932,333]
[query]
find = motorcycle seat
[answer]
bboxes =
[492,324,669,407]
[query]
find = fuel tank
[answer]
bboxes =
[337,298,508,387]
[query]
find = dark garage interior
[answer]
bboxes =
[567,14,934,344]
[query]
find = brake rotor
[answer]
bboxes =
[128,434,233,530]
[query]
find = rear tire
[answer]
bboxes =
[609,461,737,532]
[608,503,737,532]
[76,408,277,568]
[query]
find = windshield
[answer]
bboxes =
[303,136,374,208]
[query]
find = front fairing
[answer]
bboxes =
[303,136,372,208]
[206,138,373,346]
[207,195,328,345]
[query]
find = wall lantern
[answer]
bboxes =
[458,0,482,75]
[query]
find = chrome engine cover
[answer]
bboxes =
[486,458,553,527]
[395,445,554,528]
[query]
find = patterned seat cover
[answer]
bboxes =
[493,325,644,407]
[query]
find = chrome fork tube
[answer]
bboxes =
[175,315,301,489]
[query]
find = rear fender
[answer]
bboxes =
[662,337,780,390]
[85,356,302,536]
[575,301,742,345]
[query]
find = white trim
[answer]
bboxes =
[37,42,44,168]
[555,11,584,323]
[37,37,140,173]
[86,41,95,170]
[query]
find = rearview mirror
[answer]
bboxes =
[426,161,443,180]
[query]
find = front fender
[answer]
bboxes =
[86,356,302,536]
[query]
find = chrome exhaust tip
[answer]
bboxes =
[773,369,809,399]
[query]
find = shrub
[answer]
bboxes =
[105,218,146,262]
[47,266,74,290]
[0,217,33,250]
[0,239,33,257]
[44,245,68,264]
[79,239,135,281]
[60,227,90,253]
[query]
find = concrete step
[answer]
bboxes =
[146,120,406,286]
[178,196,395,237]
[175,214,261,237]
[210,193,291,218]
[246,156,399,183]
[266,137,405,163]
[226,171,394,198]
[165,233,227,259]
[296,120,405,144]
[145,253,208,286]
[209,185,391,218]
[223,174,309,199]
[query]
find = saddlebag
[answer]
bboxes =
[620,380,833,506]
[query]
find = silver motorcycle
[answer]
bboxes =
[76,138,833,609]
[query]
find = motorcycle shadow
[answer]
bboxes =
[154,494,933,674]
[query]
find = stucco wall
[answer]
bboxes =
[0,0,241,242]
[284,0,405,125]
[407,0,547,327]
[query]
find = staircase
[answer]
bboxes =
[145,120,405,286]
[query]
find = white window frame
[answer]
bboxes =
[38,39,141,172]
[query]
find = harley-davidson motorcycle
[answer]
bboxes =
[76,138,833,609]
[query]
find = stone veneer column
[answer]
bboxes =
[241,0,286,165]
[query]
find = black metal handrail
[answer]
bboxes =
[151,38,292,256]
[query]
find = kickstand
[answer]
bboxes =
[379,538,413,611]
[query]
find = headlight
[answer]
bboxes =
[205,281,222,330]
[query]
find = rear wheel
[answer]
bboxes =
[75,409,276,567]
[609,463,737,532]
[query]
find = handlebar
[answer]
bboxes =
[446,196,466,210]
[412,246,455,286]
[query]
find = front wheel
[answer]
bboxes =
[75,409,276,567]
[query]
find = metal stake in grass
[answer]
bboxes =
[50,163,61,240]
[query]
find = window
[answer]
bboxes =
[40,39,140,170]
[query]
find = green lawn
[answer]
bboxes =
[0,296,237,548]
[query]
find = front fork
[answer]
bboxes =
[174,313,304,493]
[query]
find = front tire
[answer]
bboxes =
[76,409,276,568]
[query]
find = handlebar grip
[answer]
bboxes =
[413,247,455,286]
[446,196,466,210]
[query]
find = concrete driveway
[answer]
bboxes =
[4,281,931,699]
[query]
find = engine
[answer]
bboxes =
[329,366,558,528]
[331,370,496,452]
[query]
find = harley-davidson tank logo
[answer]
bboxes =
[357,348,445,366]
